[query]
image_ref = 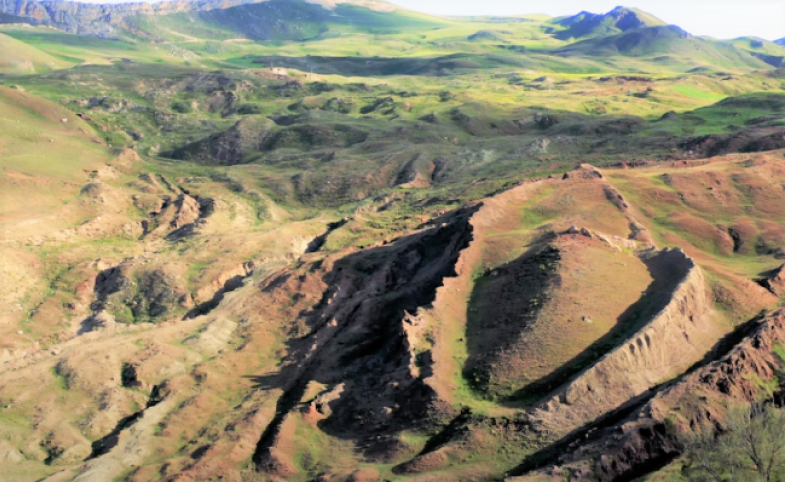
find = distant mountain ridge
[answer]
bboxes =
[0,0,393,36]
[0,0,778,72]
[556,24,771,70]
[0,0,253,36]
[552,6,666,40]
[776,38,785,46]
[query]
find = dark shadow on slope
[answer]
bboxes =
[184,273,248,319]
[250,206,481,468]
[250,53,516,77]
[506,388,665,478]
[86,384,165,460]
[252,376,313,466]
[306,218,349,253]
[462,237,559,396]
[684,309,768,373]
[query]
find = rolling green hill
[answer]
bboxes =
[555,25,771,71]
[726,36,785,68]
[0,2,779,76]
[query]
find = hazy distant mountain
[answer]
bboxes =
[0,0,777,70]
[552,6,666,40]
[556,24,771,70]
[0,0,396,37]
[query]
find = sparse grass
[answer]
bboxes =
[50,367,69,391]
[774,342,785,365]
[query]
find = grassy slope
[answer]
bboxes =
[0,85,110,200]
[4,57,780,211]
[725,36,785,67]
[0,26,193,66]
[0,85,115,351]
[0,32,69,74]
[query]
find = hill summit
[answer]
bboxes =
[553,5,667,40]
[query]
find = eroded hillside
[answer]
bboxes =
[2,92,784,480]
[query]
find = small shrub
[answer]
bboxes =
[237,104,262,115]
[171,101,192,114]
[439,90,455,102]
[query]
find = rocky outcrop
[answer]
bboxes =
[0,0,255,36]
[530,248,721,436]
[680,131,785,158]
[760,264,785,296]
[510,310,785,482]
[185,261,257,317]
[562,163,604,181]
[170,194,201,230]
[92,259,193,324]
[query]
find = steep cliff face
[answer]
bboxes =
[0,0,261,36]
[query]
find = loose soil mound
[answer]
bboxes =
[465,236,655,401]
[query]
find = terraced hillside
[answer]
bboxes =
[0,1,784,481]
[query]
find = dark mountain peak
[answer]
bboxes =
[554,5,666,40]
[608,5,633,15]
[555,24,701,59]
[606,6,647,31]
